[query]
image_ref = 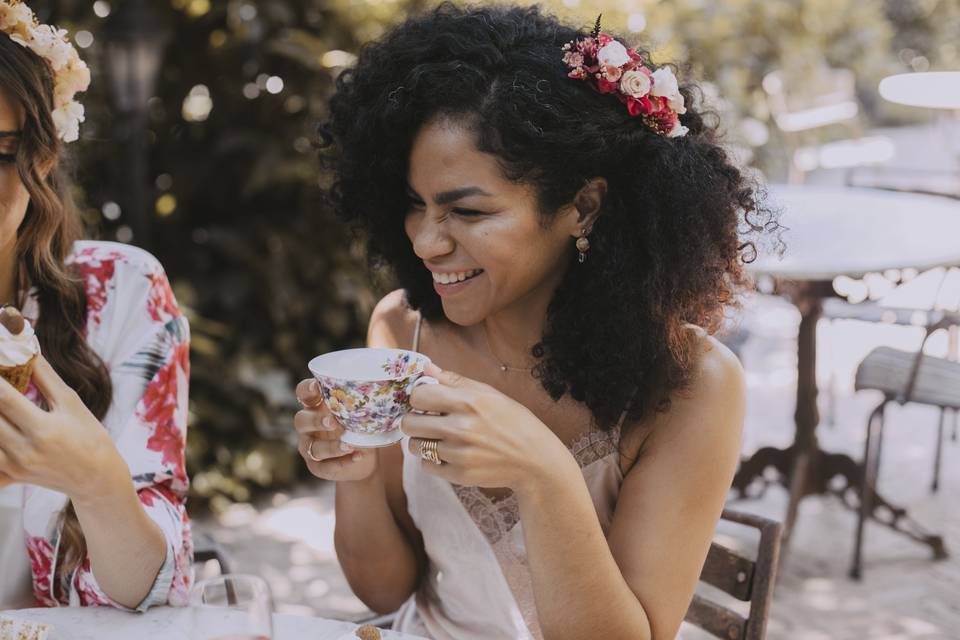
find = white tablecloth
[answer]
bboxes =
[0,607,425,640]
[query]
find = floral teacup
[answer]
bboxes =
[307,348,437,448]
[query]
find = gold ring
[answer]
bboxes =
[307,439,324,462]
[299,395,324,409]
[418,438,442,465]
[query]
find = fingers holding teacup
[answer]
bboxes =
[296,378,325,409]
[297,433,373,480]
[293,405,345,438]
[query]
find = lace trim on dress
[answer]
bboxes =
[453,423,622,545]
[412,311,627,547]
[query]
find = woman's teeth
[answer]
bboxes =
[432,269,483,285]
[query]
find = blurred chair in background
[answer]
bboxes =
[194,531,234,576]
[848,308,959,578]
[763,68,894,183]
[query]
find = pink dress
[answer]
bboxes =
[393,315,626,639]
[14,241,192,610]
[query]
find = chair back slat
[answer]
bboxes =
[684,509,783,640]
[700,542,755,601]
[686,594,746,640]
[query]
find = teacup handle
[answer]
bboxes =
[411,375,439,390]
[405,376,438,421]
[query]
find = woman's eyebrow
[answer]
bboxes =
[0,131,22,138]
[406,184,493,205]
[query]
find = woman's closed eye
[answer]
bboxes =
[451,207,488,218]
[408,196,487,218]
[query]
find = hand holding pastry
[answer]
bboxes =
[0,354,129,503]
[0,306,40,394]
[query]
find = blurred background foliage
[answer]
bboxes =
[30,0,960,511]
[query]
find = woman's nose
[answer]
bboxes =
[407,211,455,261]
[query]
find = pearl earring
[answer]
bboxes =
[576,230,590,264]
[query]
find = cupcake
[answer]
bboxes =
[0,306,40,394]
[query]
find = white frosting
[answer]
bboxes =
[0,317,40,368]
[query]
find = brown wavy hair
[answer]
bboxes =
[1,33,112,595]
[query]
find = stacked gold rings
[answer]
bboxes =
[419,438,442,465]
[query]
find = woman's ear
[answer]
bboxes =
[571,177,607,237]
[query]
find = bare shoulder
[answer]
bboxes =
[687,327,746,403]
[367,289,420,349]
[624,327,745,461]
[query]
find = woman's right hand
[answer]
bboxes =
[294,379,377,482]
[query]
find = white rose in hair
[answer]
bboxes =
[668,92,687,115]
[28,26,73,70]
[651,67,680,99]
[597,41,630,68]
[619,69,652,98]
[668,124,689,138]
[0,3,34,30]
[55,60,91,107]
[53,102,84,143]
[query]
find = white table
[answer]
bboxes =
[749,184,960,280]
[737,184,960,575]
[878,72,960,110]
[0,607,425,640]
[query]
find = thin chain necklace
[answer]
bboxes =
[481,324,533,373]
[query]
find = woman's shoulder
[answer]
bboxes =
[687,326,744,394]
[67,241,181,328]
[367,289,421,350]
[621,327,745,464]
[67,240,166,279]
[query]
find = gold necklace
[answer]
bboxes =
[481,324,532,373]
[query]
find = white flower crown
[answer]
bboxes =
[0,0,90,143]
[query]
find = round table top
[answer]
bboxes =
[0,606,425,640]
[878,72,960,109]
[747,184,960,281]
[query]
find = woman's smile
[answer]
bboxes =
[430,267,485,296]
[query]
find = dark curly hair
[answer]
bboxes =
[318,3,776,431]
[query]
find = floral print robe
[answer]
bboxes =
[17,241,192,610]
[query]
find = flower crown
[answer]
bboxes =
[562,18,688,138]
[0,0,90,143]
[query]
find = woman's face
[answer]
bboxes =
[0,89,28,256]
[404,119,581,326]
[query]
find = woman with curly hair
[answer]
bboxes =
[0,1,191,611]
[294,4,773,638]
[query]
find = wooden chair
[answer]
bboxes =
[364,509,784,638]
[684,509,783,640]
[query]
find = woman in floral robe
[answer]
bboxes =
[0,3,192,611]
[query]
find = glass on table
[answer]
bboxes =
[190,574,275,640]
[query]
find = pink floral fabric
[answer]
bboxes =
[18,241,193,610]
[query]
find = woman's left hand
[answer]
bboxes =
[0,355,126,501]
[401,364,574,494]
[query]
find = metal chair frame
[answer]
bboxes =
[851,310,959,578]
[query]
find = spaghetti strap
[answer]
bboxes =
[412,311,424,352]
[615,386,639,430]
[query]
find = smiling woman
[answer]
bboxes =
[0,3,191,613]
[297,3,779,639]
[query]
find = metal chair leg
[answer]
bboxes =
[933,409,946,493]
[851,402,885,580]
